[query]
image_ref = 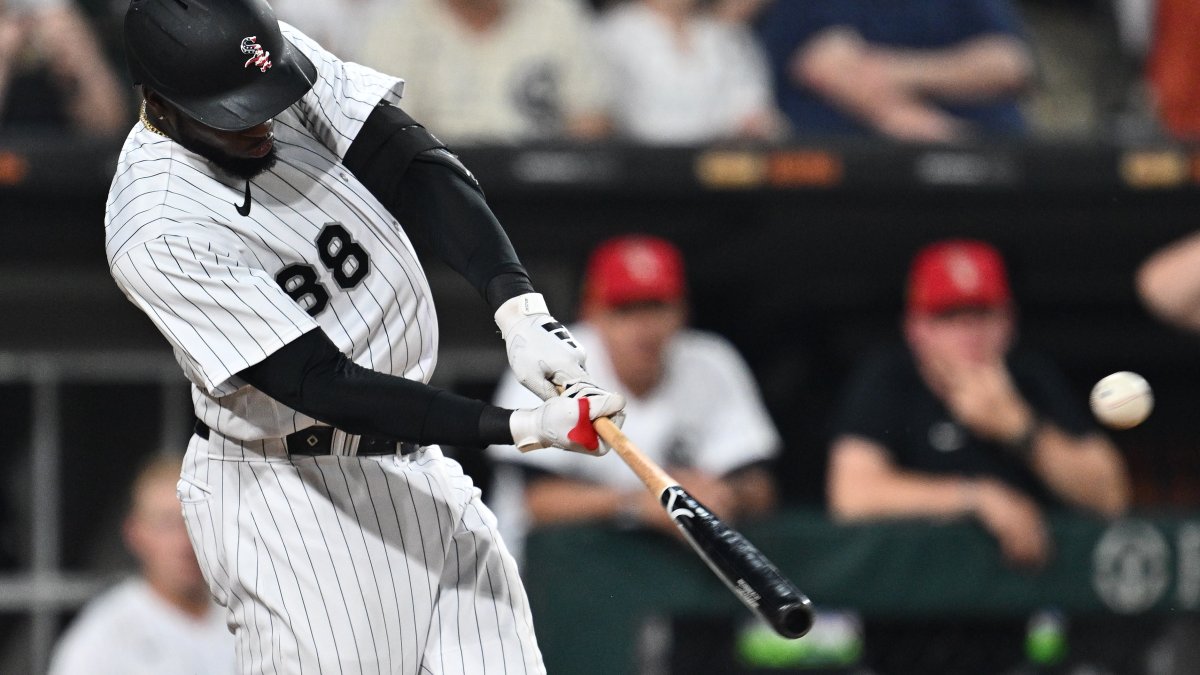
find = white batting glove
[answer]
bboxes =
[495,292,588,400]
[509,381,626,455]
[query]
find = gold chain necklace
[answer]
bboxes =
[140,101,169,138]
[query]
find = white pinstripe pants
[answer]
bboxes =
[178,434,546,675]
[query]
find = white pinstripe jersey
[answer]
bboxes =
[105,23,438,448]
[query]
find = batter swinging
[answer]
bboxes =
[106,1,625,673]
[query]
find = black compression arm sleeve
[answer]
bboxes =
[400,154,535,308]
[239,329,515,447]
[343,103,534,309]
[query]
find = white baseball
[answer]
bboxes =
[1090,371,1153,429]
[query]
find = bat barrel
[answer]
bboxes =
[765,597,816,639]
[663,486,817,639]
[592,412,819,642]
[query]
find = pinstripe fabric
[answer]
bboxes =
[180,436,544,675]
[108,22,546,675]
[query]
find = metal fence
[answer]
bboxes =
[0,352,188,674]
[0,347,506,674]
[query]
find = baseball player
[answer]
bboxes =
[106,1,624,673]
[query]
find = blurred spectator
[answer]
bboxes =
[709,0,770,26]
[1017,0,1128,139]
[271,0,383,63]
[48,454,233,675]
[756,0,1034,142]
[1113,0,1155,58]
[1137,230,1200,331]
[1101,0,1160,140]
[0,0,128,134]
[1146,0,1200,139]
[827,239,1130,674]
[1135,231,1200,672]
[359,0,610,144]
[487,234,781,674]
[593,0,785,144]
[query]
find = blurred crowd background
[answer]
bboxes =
[0,0,1198,143]
[4,0,1200,673]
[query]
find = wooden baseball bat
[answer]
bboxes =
[592,416,815,639]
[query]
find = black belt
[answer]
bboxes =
[194,420,419,457]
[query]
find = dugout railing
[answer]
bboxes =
[0,348,504,674]
[524,513,1200,674]
[0,352,188,674]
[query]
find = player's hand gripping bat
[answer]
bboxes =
[592,415,815,639]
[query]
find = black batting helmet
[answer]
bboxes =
[125,0,317,131]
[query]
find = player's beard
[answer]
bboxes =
[175,129,278,181]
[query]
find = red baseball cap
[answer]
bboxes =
[583,235,686,309]
[907,239,1012,314]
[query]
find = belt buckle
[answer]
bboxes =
[285,427,333,456]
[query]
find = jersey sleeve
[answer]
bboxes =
[280,21,406,160]
[47,624,121,675]
[682,334,782,476]
[46,623,93,675]
[46,589,129,675]
[110,234,319,396]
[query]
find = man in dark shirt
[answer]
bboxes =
[756,0,1033,141]
[827,239,1130,673]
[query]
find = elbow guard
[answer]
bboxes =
[415,147,483,195]
[343,102,480,205]
[342,100,524,306]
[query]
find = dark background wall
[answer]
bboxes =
[3,138,1200,550]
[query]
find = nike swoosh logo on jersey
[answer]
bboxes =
[235,181,252,216]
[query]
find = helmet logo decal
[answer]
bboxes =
[240,36,273,73]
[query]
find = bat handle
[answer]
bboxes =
[594,416,677,495]
[552,382,678,494]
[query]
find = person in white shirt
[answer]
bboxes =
[359,0,611,144]
[593,0,786,144]
[488,234,781,557]
[48,454,235,675]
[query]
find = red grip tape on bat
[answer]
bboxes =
[566,398,599,451]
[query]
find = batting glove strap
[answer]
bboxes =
[494,292,550,331]
[510,384,626,455]
[494,292,588,401]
